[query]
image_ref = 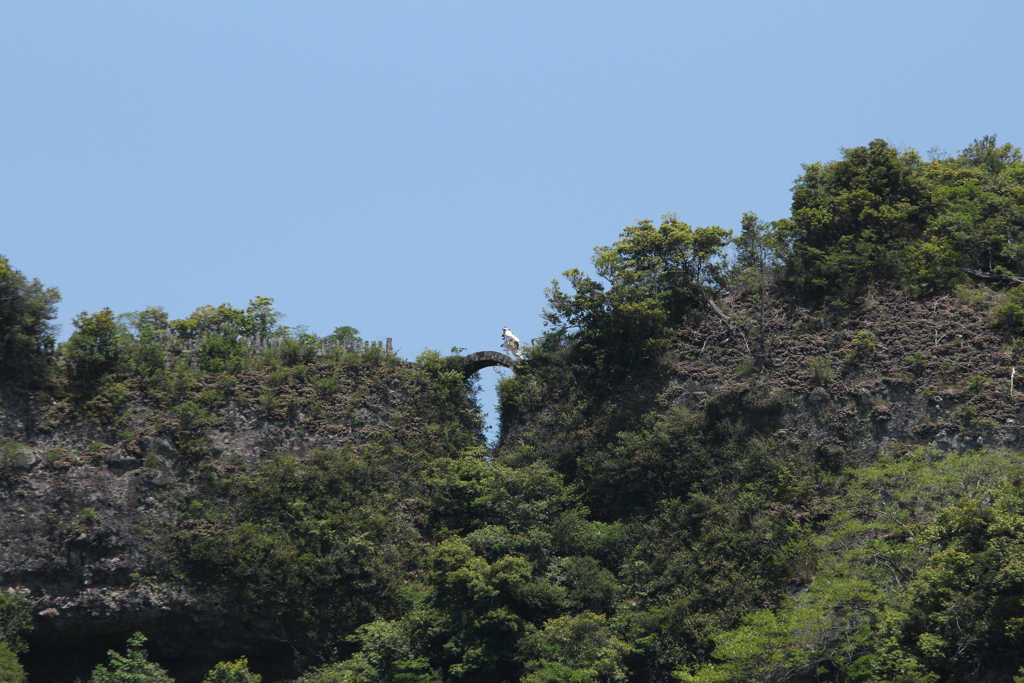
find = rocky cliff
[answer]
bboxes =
[496,287,1024,492]
[0,353,475,681]
[4,289,1024,682]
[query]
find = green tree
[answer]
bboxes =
[676,577,883,683]
[520,613,631,683]
[203,657,261,683]
[168,450,417,665]
[960,134,1022,173]
[590,214,731,326]
[165,297,284,371]
[994,284,1024,333]
[0,642,26,683]
[62,307,128,394]
[543,215,730,373]
[0,254,61,385]
[781,139,928,302]
[0,593,32,655]
[671,448,1024,682]
[240,296,284,342]
[89,632,173,683]
[118,306,172,378]
[306,621,440,683]
[731,212,785,369]
[413,539,561,683]
[169,303,245,341]
[863,487,1024,682]
[776,136,1024,300]
[168,297,284,348]
[119,306,170,345]
[921,136,1024,279]
[325,326,362,347]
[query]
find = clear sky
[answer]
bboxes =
[3,1,1023,438]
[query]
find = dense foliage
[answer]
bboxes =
[0,594,31,683]
[779,136,1024,304]
[542,215,730,379]
[88,633,174,683]
[0,254,60,386]
[5,135,1024,683]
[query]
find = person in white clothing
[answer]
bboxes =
[501,327,524,360]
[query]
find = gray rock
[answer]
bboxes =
[809,387,831,405]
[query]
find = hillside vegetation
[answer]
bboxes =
[3,136,1024,683]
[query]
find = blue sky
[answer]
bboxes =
[3,2,1023,437]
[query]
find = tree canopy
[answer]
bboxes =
[779,136,1024,303]
[0,254,60,386]
[542,215,730,374]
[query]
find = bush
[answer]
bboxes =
[902,238,964,296]
[968,374,989,395]
[84,382,129,422]
[277,337,318,367]
[170,401,217,460]
[0,593,32,654]
[127,343,167,379]
[734,358,756,379]
[316,376,341,396]
[203,657,261,683]
[43,448,72,470]
[994,285,1024,333]
[257,393,281,413]
[198,335,242,373]
[0,642,26,683]
[807,357,833,385]
[0,440,27,482]
[845,331,878,365]
[904,350,928,375]
[363,344,384,365]
[89,632,172,683]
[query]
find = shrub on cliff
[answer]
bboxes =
[203,657,262,683]
[88,632,172,683]
[993,284,1024,334]
[0,593,31,655]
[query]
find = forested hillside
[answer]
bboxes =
[3,136,1024,683]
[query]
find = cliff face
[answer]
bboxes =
[4,289,1024,682]
[497,288,1024,488]
[0,355,470,681]
[664,288,1024,455]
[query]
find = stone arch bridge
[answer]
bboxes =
[446,351,518,378]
